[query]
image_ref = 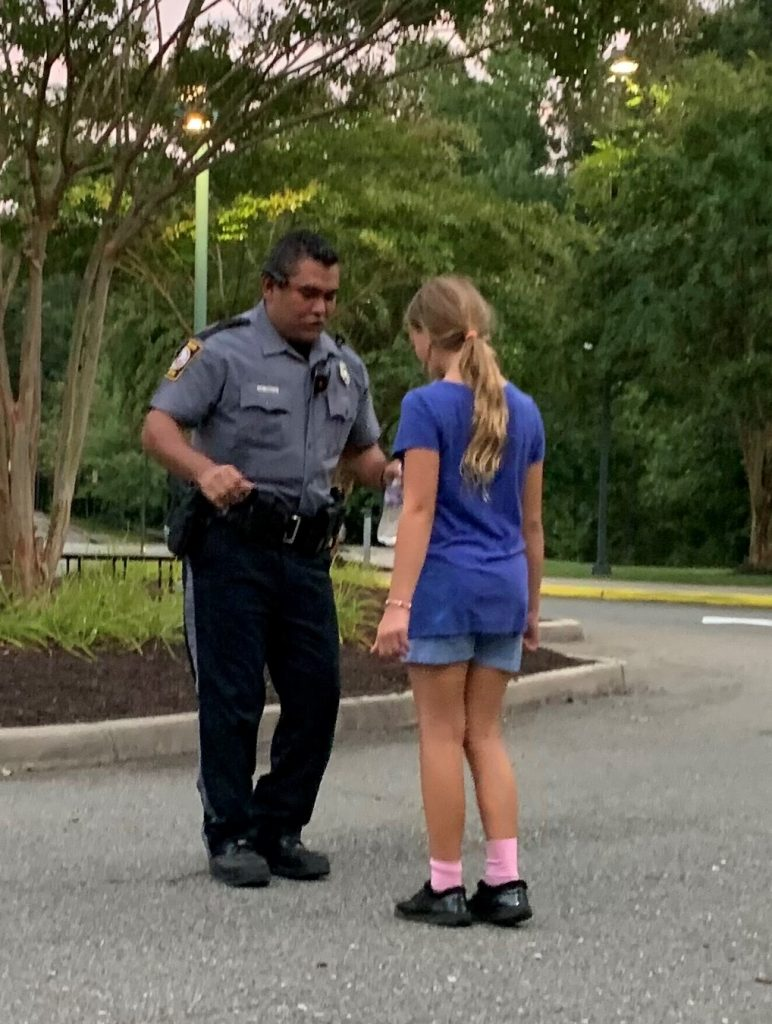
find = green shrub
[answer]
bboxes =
[0,560,383,654]
[0,568,182,655]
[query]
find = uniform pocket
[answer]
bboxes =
[325,383,355,455]
[326,388,353,421]
[240,384,290,450]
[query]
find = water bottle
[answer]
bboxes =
[377,479,403,547]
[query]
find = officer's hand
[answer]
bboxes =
[382,459,402,489]
[371,606,410,659]
[197,463,254,510]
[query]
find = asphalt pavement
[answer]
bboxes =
[1,599,770,1024]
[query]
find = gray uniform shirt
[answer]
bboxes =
[150,302,381,516]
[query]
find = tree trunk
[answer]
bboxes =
[740,424,772,571]
[0,242,19,589]
[0,227,47,596]
[44,253,116,580]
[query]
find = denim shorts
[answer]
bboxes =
[405,633,523,674]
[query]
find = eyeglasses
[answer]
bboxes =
[286,283,338,304]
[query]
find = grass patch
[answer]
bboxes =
[0,569,182,655]
[0,560,382,654]
[544,560,772,588]
[331,577,381,648]
[330,560,390,647]
[333,553,772,590]
[331,558,390,590]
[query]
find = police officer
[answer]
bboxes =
[142,230,398,888]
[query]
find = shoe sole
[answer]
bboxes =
[209,864,271,888]
[394,909,473,928]
[269,864,330,881]
[471,907,533,927]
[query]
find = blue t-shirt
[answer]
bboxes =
[393,380,545,639]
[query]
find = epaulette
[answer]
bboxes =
[196,316,251,342]
[334,333,346,349]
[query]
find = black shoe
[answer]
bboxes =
[395,883,473,927]
[257,834,330,880]
[208,839,271,888]
[468,879,532,926]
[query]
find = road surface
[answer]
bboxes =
[1,600,770,1024]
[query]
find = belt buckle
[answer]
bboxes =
[283,514,301,545]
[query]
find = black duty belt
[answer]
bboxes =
[222,492,345,558]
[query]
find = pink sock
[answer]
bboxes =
[484,838,519,886]
[430,858,463,893]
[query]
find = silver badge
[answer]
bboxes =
[339,361,350,387]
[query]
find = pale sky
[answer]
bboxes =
[157,0,272,39]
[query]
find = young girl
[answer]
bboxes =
[372,275,545,928]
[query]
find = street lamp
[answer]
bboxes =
[591,51,639,579]
[159,92,212,555]
[181,90,211,333]
[609,54,639,78]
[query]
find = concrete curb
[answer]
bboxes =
[541,582,772,609]
[0,656,624,775]
[504,656,626,708]
[540,618,584,642]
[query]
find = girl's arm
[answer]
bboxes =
[522,460,544,651]
[371,447,439,658]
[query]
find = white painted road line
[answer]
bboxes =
[702,615,772,628]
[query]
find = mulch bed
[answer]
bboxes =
[0,642,579,728]
[0,584,581,728]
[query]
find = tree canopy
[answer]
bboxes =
[2,0,771,594]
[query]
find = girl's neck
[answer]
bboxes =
[437,352,463,382]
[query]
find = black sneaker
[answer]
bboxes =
[208,839,271,888]
[257,834,330,880]
[395,883,473,927]
[468,879,532,926]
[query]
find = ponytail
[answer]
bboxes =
[458,331,508,490]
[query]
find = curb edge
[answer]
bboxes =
[0,657,626,774]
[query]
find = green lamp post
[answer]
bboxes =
[591,50,639,579]
[182,96,211,333]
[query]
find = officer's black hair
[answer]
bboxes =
[262,230,339,285]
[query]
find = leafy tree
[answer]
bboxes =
[88,92,581,536]
[506,1,697,89]
[5,2,738,576]
[119,102,580,402]
[687,0,772,64]
[0,0,515,595]
[571,55,772,568]
[406,46,563,206]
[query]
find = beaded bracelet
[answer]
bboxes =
[384,598,412,610]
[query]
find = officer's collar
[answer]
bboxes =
[254,302,338,366]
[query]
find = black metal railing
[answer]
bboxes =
[60,552,179,592]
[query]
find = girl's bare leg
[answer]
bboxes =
[463,665,518,841]
[409,662,469,863]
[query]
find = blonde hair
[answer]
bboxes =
[405,275,508,489]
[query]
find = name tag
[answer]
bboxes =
[255,384,280,394]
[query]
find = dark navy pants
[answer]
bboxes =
[183,519,340,853]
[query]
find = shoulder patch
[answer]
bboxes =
[165,338,201,381]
